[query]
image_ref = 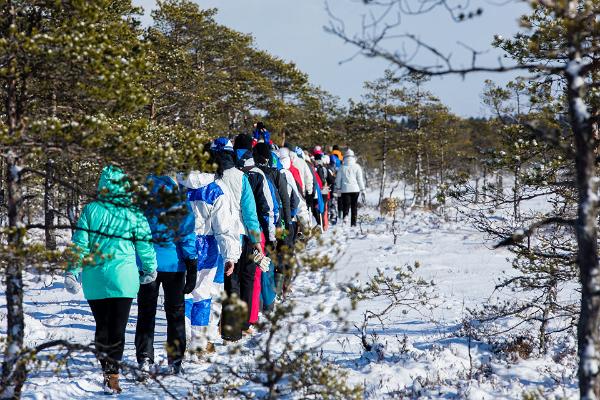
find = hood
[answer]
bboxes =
[177,171,215,189]
[280,157,291,170]
[235,149,253,169]
[344,155,357,166]
[97,165,131,205]
[147,175,177,195]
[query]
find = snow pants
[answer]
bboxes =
[341,192,360,227]
[185,235,225,349]
[135,272,186,368]
[224,236,256,335]
[88,297,133,374]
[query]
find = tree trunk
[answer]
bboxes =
[1,4,27,394]
[378,129,388,207]
[44,159,56,250]
[513,164,520,223]
[1,3,27,396]
[567,55,600,399]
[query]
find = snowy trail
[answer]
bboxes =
[1,204,578,399]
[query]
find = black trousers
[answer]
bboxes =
[224,237,256,338]
[341,192,360,227]
[88,297,133,374]
[135,271,186,367]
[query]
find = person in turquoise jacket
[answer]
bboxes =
[64,165,157,394]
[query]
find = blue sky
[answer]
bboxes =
[133,0,530,117]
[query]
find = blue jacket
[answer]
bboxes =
[143,175,197,273]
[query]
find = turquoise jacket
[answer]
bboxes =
[68,166,157,300]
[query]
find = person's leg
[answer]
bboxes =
[190,265,218,348]
[238,239,256,331]
[88,299,110,372]
[260,262,277,312]
[249,234,265,325]
[341,193,351,221]
[161,272,186,370]
[135,276,160,364]
[105,298,133,374]
[350,192,359,227]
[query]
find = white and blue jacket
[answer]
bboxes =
[178,171,242,327]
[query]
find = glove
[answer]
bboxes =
[183,258,198,294]
[360,192,366,204]
[252,249,272,272]
[64,272,80,294]
[333,192,341,198]
[139,269,157,285]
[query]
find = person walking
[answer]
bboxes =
[208,137,263,341]
[135,175,197,375]
[233,133,274,328]
[65,165,157,394]
[335,149,366,227]
[178,169,242,352]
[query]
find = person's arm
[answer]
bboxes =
[303,162,314,195]
[357,165,366,192]
[176,202,197,262]
[335,167,342,192]
[254,173,275,242]
[68,207,91,276]
[240,175,262,244]
[277,172,292,233]
[134,211,158,275]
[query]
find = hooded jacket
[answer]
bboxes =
[220,166,262,244]
[335,150,366,193]
[290,152,313,196]
[68,166,157,300]
[278,149,312,226]
[143,175,197,273]
[235,149,276,242]
[178,171,242,265]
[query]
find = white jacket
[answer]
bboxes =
[290,152,313,195]
[279,151,313,227]
[178,171,242,263]
[335,155,365,193]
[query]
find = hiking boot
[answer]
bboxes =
[242,326,256,336]
[103,373,122,394]
[135,359,152,382]
[205,342,216,353]
[165,363,183,375]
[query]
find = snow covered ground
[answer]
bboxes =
[1,188,579,399]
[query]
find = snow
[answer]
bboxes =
[0,187,579,399]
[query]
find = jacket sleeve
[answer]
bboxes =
[68,207,91,275]
[240,175,262,244]
[176,203,197,261]
[134,211,158,274]
[277,172,292,234]
[253,173,275,242]
[211,194,242,263]
[302,161,314,195]
[357,165,366,192]
[335,168,342,192]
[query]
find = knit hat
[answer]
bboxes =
[345,149,355,158]
[233,133,253,150]
[210,137,234,153]
[313,145,323,156]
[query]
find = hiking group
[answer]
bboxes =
[63,122,366,394]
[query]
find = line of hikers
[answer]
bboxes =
[63,124,366,394]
